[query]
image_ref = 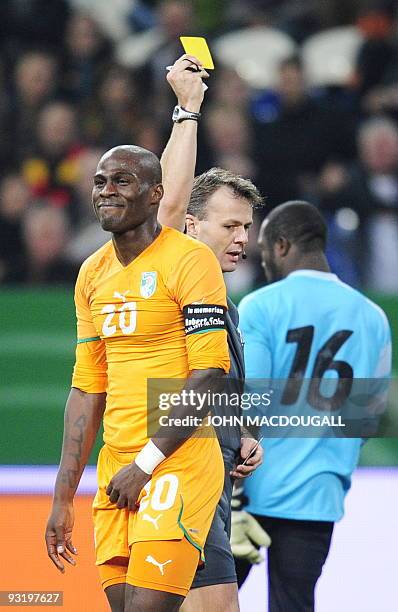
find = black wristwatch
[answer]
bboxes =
[172,105,201,123]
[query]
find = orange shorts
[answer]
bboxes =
[93,436,224,596]
[99,538,199,597]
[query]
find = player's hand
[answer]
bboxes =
[230,437,263,479]
[106,462,151,511]
[45,502,77,573]
[231,510,271,564]
[167,54,209,112]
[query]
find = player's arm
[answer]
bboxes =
[45,265,107,572]
[158,54,208,231]
[45,388,105,572]
[151,366,226,453]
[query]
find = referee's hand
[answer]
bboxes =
[230,437,263,479]
[167,54,209,112]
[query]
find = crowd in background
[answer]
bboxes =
[0,0,398,297]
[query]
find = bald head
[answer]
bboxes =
[99,145,162,186]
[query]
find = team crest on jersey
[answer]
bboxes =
[140,271,157,298]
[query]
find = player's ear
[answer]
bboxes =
[185,214,199,238]
[276,236,291,257]
[152,183,164,204]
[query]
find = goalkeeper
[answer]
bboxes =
[233,201,392,610]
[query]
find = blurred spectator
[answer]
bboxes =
[81,64,143,148]
[251,54,356,206]
[21,101,85,226]
[211,67,250,112]
[213,22,297,91]
[225,0,359,42]
[319,116,398,291]
[363,80,398,122]
[204,106,256,179]
[65,148,108,264]
[201,67,255,176]
[70,148,104,225]
[0,61,9,169]
[2,51,58,168]
[69,0,156,42]
[0,174,30,283]
[60,12,112,102]
[354,0,396,97]
[0,0,70,57]
[117,0,196,122]
[273,0,357,42]
[359,2,398,121]
[23,206,77,285]
[117,0,195,70]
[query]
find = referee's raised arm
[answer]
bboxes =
[158,54,208,231]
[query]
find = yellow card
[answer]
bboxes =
[179,36,214,69]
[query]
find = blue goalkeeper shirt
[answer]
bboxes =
[239,270,391,521]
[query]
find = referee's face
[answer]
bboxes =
[187,186,253,272]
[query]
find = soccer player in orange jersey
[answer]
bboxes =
[45,144,231,611]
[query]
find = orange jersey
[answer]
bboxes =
[71,226,230,452]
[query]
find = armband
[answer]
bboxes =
[183,304,227,335]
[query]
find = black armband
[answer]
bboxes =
[183,304,227,335]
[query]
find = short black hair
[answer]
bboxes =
[188,167,263,220]
[264,201,327,253]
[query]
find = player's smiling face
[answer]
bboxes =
[92,150,160,233]
[186,186,253,273]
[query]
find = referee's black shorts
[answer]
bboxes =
[191,448,237,589]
